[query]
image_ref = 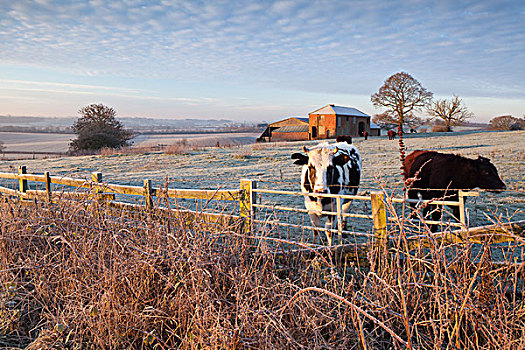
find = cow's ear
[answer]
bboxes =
[333,154,350,166]
[291,153,308,165]
[478,155,490,162]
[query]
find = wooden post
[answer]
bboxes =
[91,172,102,184]
[91,172,102,201]
[18,165,27,200]
[458,190,466,227]
[240,179,256,233]
[336,196,343,245]
[371,192,387,264]
[458,190,479,228]
[44,171,51,202]
[144,179,153,210]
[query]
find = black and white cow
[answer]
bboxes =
[291,141,362,245]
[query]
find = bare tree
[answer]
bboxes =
[372,111,423,131]
[371,72,432,164]
[0,141,5,152]
[427,96,473,131]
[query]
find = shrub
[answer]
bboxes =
[489,115,525,131]
[69,104,132,153]
[432,125,450,132]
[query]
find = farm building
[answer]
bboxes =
[257,117,309,142]
[309,104,379,139]
[257,105,380,142]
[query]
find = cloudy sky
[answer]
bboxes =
[0,0,523,122]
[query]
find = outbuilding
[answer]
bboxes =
[257,117,309,142]
[309,104,373,139]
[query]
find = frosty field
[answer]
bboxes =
[0,130,523,232]
[0,131,259,154]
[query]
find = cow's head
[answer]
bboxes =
[473,156,506,192]
[291,144,351,194]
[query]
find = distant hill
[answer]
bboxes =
[0,115,257,133]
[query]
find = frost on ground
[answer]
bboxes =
[0,130,523,236]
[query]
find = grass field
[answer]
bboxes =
[0,131,260,154]
[1,130,525,349]
[1,130,523,231]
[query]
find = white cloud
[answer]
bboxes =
[0,0,523,119]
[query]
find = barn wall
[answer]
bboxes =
[310,114,373,139]
[309,113,337,140]
[369,129,381,136]
[271,132,309,141]
[258,117,308,142]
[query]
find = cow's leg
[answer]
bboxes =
[324,215,336,246]
[429,204,443,232]
[452,206,461,223]
[419,200,435,231]
[341,199,353,232]
[407,189,419,219]
[309,213,323,244]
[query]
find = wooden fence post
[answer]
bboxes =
[18,165,27,200]
[336,196,343,245]
[371,192,388,264]
[458,190,479,228]
[240,179,256,233]
[91,172,102,201]
[144,179,153,210]
[44,171,51,202]
[91,172,102,184]
[458,190,466,227]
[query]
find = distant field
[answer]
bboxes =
[0,131,260,154]
[132,132,259,147]
[0,130,523,231]
[0,132,73,153]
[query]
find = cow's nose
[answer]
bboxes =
[313,188,327,193]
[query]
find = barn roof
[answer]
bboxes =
[370,121,380,129]
[273,125,309,133]
[268,116,308,127]
[310,104,370,117]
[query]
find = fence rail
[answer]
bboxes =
[1,166,523,261]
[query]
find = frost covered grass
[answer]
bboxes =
[1,191,525,348]
[1,130,523,229]
[0,130,524,348]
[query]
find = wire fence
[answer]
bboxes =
[0,166,523,251]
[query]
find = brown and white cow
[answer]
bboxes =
[404,150,506,229]
[292,141,362,245]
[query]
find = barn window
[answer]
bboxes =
[337,117,341,127]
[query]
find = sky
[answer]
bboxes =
[0,0,524,123]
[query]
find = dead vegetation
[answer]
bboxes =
[98,139,203,157]
[1,193,524,349]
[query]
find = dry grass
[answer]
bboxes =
[99,145,155,156]
[96,140,203,157]
[1,193,524,349]
[164,139,201,155]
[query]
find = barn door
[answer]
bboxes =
[358,122,365,136]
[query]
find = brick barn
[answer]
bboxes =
[309,104,377,139]
[256,117,309,142]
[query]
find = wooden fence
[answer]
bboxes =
[0,166,524,260]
